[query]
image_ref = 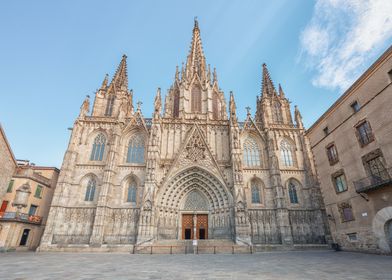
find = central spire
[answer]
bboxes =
[185,18,207,81]
[110,54,128,91]
[261,63,277,96]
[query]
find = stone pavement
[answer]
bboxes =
[0,250,391,280]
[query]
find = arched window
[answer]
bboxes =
[105,95,115,116]
[127,135,145,163]
[288,181,299,204]
[212,92,220,119]
[84,179,96,201]
[273,101,283,124]
[280,140,294,167]
[127,182,137,203]
[90,133,106,161]
[173,90,180,118]
[251,181,261,204]
[243,137,262,167]
[191,86,201,113]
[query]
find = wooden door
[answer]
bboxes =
[182,214,193,240]
[196,214,208,239]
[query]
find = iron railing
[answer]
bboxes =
[132,245,254,254]
[353,167,392,193]
[0,211,42,224]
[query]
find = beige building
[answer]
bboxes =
[306,46,392,254]
[0,161,59,251]
[0,124,17,198]
[40,20,329,252]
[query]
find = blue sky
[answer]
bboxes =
[1,0,391,167]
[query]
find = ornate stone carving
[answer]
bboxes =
[183,190,209,210]
[186,132,206,161]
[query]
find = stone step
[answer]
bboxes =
[133,239,253,254]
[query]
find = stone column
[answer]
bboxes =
[89,126,120,246]
[267,130,293,245]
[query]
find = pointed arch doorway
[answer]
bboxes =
[156,167,233,241]
[181,190,209,240]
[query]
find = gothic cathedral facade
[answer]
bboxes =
[40,20,329,251]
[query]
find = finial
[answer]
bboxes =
[194,16,198,28]
[136,101,142,111]
[213,67,217,82]
[246,106,251,116]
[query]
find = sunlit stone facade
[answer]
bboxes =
[40,20,329,252]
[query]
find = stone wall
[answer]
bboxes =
[0,126,16,198]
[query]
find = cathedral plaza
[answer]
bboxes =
[1,251,391,279]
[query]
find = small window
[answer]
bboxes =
[388,68,392,83]
[347,233,358,241]
[323,127,329,136]
[127,183,137,203]
[280,140,294,167]
[326,144,339,165]
[90,133,106,161]
[339,203,354,222]
[84,179,96,201]
[105,95,115,116]
[243,137,262,167]
[251,181,261,204]
[333,173,347,193]
[350,101,360,113]
[355,121,374,146]
[34,185,43,198]
[28,205,38,216]
[6,180,14,193]
[288,182,299,204]
[127,135,145,164]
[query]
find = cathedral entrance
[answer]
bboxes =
[182,214,208,240]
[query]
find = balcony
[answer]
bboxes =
[0,212,42,225]
[353,167,392,193]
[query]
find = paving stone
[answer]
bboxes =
[0,251,391,280]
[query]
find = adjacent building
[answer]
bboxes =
[39,20,329,252]
[0,160,59,251]
[0,124,17,198]
[306,46,392,254]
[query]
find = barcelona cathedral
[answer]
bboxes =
[39,20,330,252]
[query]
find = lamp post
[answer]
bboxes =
[12,181,31,219]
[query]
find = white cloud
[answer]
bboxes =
[299,0,392,91]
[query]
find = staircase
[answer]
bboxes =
[133,239,253,254]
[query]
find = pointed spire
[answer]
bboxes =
[278,83,285,98]
[294,105,304,129]
[207,64,211,82]
[229,91,237,123]
[175,65,179,81]
[213,67,218,84]
[154,87,162,118]
[181,62,186,81]
[101,74,109,89]
[110,54,128,91]
[261,63,277,96]
[185,18,207,81]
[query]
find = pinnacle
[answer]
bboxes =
[110,55,128,91]
[261,63,277,96]
[185,18,207,81]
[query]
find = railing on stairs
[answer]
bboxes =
[132,244,254,254]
